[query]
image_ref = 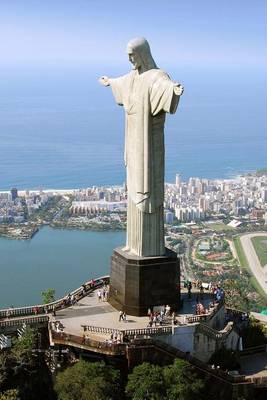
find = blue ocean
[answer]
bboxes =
[0,65,266,307]
[0,66,266,190]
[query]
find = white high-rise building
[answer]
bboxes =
[175,173,181,188]
[261,188,267,203]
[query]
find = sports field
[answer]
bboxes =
[204,222,234,232]
[251,236,267,267]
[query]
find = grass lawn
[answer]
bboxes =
[233,236,267,300]
[204,222,235,232]
[251,236,267,267]
[249,277,267,299]
[233,236,249,269]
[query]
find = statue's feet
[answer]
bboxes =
[122,246,130,252]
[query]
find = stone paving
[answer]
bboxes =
[53,288,213,338]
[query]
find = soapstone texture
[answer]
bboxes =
[101,37,183,257]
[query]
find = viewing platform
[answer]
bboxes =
[50,287,220,336]
[1,275,267,388]
[46,279,229,361]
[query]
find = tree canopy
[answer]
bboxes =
[126,359,204,400]
[41,288,55,304]
[0,389,19,400]
[126,362,165,400]
[54,360,121,400]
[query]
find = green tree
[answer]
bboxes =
[223,279,250,312]
[41,288,55,304]
[126,362,165,400]
[0,389,19,400]
[242,317,267,348]
[0,354,8,387]
[12,326,37,361]
[163,359,204,400]
[54,360,121,400]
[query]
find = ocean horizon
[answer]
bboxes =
[0,66,266,190]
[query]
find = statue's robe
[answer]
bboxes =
[110,68,180,257]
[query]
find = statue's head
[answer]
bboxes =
[126,37,157,72]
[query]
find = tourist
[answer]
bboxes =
[152,315,157,327]
[119,310,123,322]
[165,304,171,316]
[216,287,223,302]
[123,312,127,322]
[187,281,192,298]
[66,293,71,305]
[200,285,204,299]
[196,302,205,315]
[81,284,87,296]
[70,294,75,305]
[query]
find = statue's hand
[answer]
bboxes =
[174,84,184,96]
[99,76,110,87]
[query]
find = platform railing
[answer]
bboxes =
[122,326,172,338]
[0,275,110,320]
[186,300,224,324]
[81,324,172,340]
[51,330,125,355]
[197,321,233,340]
[0,315,49,328]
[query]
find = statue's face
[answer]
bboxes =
[128,50,142,70]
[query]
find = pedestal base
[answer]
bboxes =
[108,247,180,316]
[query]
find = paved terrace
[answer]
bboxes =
[0,277,220,337]
[52,289,217,342]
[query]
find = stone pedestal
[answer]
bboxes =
[108,247,180,316]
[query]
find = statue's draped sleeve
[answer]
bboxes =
[150,72,180,116]
[109,75,128,106]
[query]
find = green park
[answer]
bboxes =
[251,236,267,267]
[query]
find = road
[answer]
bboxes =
[239,233,267,294]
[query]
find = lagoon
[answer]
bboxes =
[0,226,125,308]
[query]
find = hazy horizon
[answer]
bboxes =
[0,1,266,189]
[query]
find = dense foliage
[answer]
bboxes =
[126,362,165,400]
[0,328,54,400]
[41,288,56,304]
[242,317,267,348]
[54,358,205,400]
[126,359,204,400]
[54,360,122,400]
[0,389,19,400]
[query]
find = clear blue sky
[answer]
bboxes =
[0,0,266,69]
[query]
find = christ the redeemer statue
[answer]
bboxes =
[99,37,183,257]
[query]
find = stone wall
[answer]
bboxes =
[157,324,196,353]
